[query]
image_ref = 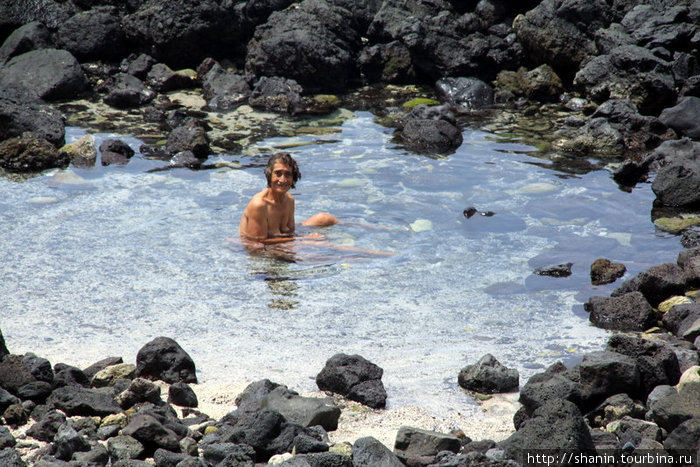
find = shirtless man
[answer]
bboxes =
[239,152,339,244]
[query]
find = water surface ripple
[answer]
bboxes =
[0,111,681,417]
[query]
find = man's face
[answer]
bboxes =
[270,161,293,193]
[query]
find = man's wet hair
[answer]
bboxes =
[265,152,301,189]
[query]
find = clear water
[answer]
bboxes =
[0,111,682,417]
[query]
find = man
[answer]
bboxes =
[239,152,339,244]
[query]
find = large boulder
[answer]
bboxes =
[245,0,361,93]
[663,302,700,342]
[573,45,676,115]
[401,118,463,155]
[512,0,614,80]
[0,48,90,101]
[121,0,238,68]
[620,4,698,57]
[53,424,91,461]
[0,0,78,39]
[0,21,53,65]
[234,379,284,417]
[648,367,700,432]
[26,410,67,442]
[584,292,657,331]
[519,363,582,415]
[606,334,681,397]
[659,97,700,141]
[398,104,463,154]
[499,399,594,463]
[651,138,700,208]
[575,351,641,407]
[316,353,387,409]
[664,417,700,457]
[457,354,519,394]
[54,7,127,62]
[367,0,524,82]
[135,337,197,384]
[612,263,688,307]
[0,355,39,395]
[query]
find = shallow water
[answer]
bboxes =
[0,111,682,419]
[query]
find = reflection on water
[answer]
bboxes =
[0,111,685,418]
[256,269,300,311]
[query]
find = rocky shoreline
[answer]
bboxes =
[1,0,699,464]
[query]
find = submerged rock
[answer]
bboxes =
[534,263,572,277]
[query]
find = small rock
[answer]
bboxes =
[92,363,137,388]
[534,263,573,277]
[136,336,197,384]
[658,296,693,314]
[590,258,626,285]
[316,354,387,409]
[457,354,519,394]
[168,382,198,408]
[393,426,461,464]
